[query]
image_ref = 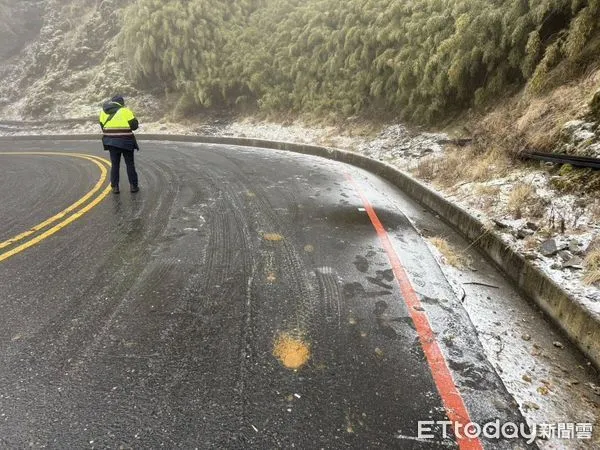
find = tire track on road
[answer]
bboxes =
[3,157,179,378]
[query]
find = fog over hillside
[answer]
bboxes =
[0,0,42,58]
[0,0,133,119]
[0,0,598,124]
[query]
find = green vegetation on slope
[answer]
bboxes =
[120,0,265,115]
[120,0,600,123]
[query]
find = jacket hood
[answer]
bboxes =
[103,101,122,114]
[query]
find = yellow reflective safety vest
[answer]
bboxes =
[100,106,136,135]
[99,102,139,151]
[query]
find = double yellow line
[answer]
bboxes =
[0,152,112,263]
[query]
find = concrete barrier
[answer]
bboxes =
[3,133,599,368]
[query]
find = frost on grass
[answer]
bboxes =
[506,183,546,220]
[428,237,470,269]
[584,249,600,286]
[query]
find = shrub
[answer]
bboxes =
[117,0,600,122]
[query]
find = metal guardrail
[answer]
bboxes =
[521,151,600,170]
[436,137,600,170]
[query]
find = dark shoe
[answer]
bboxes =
[130,185,139,193]
[112,186,120,194]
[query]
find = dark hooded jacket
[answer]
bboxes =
[99,97,139,151]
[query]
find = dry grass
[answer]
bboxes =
[523,236,539,251]
[507,183,536,218]
[429,237,470,268]
[414,146,513,189]
[474,184,501,197]
[413,155,439,181]
[467,148,512,181]
[513,81,593,151]
[462,67,600,156]
[413,148,468,186]
[417,66,600,206]
[584,249,600,285]
[472,184,501,212]
[506,183,547,219]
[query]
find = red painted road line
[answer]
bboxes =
[345,172,483,450]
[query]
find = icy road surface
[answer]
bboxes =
[0,140,594,448]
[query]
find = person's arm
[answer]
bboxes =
[128,117,139,131]
[123,108,139,131]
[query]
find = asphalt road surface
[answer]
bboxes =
[0,140,533,449]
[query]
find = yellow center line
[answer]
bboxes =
[0,153,109,249]
[0,152,111,262]
[0,152,110,249]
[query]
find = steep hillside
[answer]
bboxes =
[1,0,599,129]
[0,0,142,119]
[119,0,600,123]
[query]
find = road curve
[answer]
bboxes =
[0,140,531,448]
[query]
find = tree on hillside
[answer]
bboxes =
[118,0,600,122]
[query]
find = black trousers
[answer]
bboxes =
[108,147,138,188]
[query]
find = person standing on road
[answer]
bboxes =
[99,95,140,194]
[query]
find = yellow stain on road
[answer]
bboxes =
[0,152,111,262]
[266,272,277,283]
[273,332,311,370]
[263,233,284,242]
[303,244,314,253]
